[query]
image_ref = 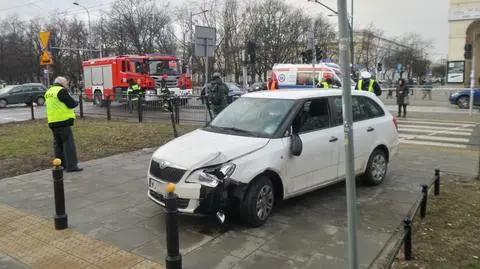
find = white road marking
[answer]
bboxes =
[400,140,467,148]
[398,128,472,136]
[398,134,470,143]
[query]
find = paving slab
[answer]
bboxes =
[1,143,478,269]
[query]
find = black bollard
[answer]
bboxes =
[164,183,181,269]
[168,99,178,138]
[79,93,84,119]
[138,95,143,122]
[404,217,413,261]
[30,101,35,120]
[175,98,180,124]
[52,159,68,230]
[420,184,428,218]
[434,169,440,196]
[106,95,111,121]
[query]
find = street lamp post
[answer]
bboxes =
[73,2,91,56]
[189,9,209,79]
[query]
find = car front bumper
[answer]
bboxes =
[147,175,247,215]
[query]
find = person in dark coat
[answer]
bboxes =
[396,78,409,118]
[207,72,229,117]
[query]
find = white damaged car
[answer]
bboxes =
[147,89,399,227]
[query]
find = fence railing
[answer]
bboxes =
[368,169,441,269]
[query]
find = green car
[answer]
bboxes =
[0,83,47,108]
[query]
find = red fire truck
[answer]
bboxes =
[82,55,193,106]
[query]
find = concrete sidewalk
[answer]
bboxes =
[1,144,478,269]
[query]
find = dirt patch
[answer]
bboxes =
[0,118,196,179]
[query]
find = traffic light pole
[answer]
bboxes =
[469,40,475,117]
[337,0,358,268]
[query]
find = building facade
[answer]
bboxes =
[448,0,480,87]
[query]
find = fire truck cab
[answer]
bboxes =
[82,55,192,106]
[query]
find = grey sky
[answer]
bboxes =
[0,0,449,60]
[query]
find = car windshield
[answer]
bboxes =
[205,97,296,137]
[148,60,180,76]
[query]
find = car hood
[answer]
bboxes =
[152,129,269,170]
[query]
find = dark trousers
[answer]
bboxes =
[51,126,79,170]
[398,104,407,117]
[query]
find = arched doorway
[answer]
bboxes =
[465,20,480,87]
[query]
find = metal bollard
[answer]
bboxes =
[79,93,84,119]
[164,183,181,269]
[420,184,428,218]
[403,217,413,261]
[30,101,35,120]
[52,158,68,230]
[138,95,143,123]
[175,98,180,124]
[106,95,111,121]
[168,99,178,138]
[434,169,440,196]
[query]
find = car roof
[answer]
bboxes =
[22,83,45,86]
[243,89,375,100]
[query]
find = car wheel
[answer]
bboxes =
[241,176,275,227]
[36,96,45,106]
[0,99,7,108]
[457,96,469,109]
[361,148,388,186]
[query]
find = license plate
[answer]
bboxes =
[149,178,164,194]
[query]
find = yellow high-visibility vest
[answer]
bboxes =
[45,86,76,124]
[357,79,375,93]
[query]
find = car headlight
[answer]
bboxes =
[185,163,236,188]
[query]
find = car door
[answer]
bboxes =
[6,86,25,104]
[22,85,36,103]
[330,95,377,177]
[475,89,480,105]
[284,98,340,194]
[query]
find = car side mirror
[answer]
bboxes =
[290,133,303,156]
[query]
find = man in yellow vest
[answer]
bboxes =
[317,73,333,88]
[45,77,82,172]
[355,71,382,96]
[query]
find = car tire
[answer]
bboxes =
[361,148,388,186]
[0,99,7,108]
[240,176,275,227]
[457,96,469,109]
[36,96,45,106]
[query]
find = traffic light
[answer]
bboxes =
[302,49,313,63]
[246,41,256,64]
[377,63,383,72]
[464,44,473,59]
[315,45,323,60]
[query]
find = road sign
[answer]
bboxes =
[39,31,51,51]
[194,26,216,57]
[40,51,53,65]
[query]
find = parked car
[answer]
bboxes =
[147,89,399,227]
[248,82,268,92]
[449,89,480,109]
[0,83,47,108]
[225,83,247,103]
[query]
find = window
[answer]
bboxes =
[122,61,127,72]
[293,98,331,133]
[10,87,23,94]
[358,96,385,118]
[329,96,385,124]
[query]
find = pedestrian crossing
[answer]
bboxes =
[397,118,479,149]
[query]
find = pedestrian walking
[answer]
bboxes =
[396,78,409,118]
[45,76,82,172]
[207,72,229,117]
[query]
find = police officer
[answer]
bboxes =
[355,71,382,96]
[127,79,144,112]
[45,77,82,172]
[317,73,334,88]
[207,72,229,117]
